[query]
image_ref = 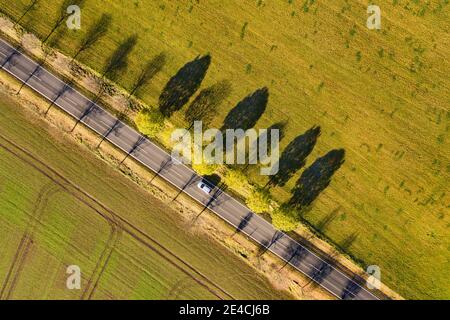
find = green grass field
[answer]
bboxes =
[0,155,215,299]
[0,91,291,300]
[1,0,449,299]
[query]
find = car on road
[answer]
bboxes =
[197,180,214,194]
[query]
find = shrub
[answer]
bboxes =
[192,162,218,176]
[246,187,271,214]
[134,107,165,137]
[223,170,252,196]
[271,205,299,231]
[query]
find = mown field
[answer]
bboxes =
[0,162,214,300]
[0,92,291,300]
[1,0,449,299]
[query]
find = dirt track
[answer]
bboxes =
[0,183,61,299]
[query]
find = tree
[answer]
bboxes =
[191,150,220,175]
[271,205,300,231]
[192,162,218,176]
[71,13,112,63]
[222,169,253,195]
[159,55,211,117]
[184,80,231,130]
[134,107,165,137]
[246,187,271,214]
[265,120,288,146]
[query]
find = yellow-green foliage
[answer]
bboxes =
[134,107,164,137]
[0,92,291,300]
[191,150,219,175]
[2,0,449,299]
[271,206,300,232]
[246,187,271,214]
[192,162,218,176]
[222,169,253,197]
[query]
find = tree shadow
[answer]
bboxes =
[173,173,198,202]
[103,35,138,81]
[207,182,228,210]
[280,243,307,270]
[185,80,231,129]
[315,207,340,233]
[253,120,288,157]
[234,212,254,235]
[312,261,333,284]
[288,149,345,209]
[97,118,125,147]
[203,173,222,187]
[43,0,85,44]
[338,232,358,253]
[46,77,76,115]
[301,261,333,294]
[14,0,39,28]
[159,55,211,117]
[267,120,288,142]
[121,135,146,164]
[72,13,112,63]
[150,157,173,183]
[18,0,43,34]
[258,231,284,257]
[192,181,228,224]
[256,239,271,257]
[268,126,321,188]
[341,275,363,300]
[131,52,167,99]
[221,87,269,131]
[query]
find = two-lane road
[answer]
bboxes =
[0,38,381,300]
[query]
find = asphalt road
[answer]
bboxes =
[0,38,380,300]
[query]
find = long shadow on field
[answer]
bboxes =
[267,126,321,188]
[14,0,39,31]
[221,87,269,132]
[103,35,138,82]
[288,149,345,209]
[315,207,340,233]
[131,52,167,99]
[185,80,231,130]
[337,232,358,253]
[73,13,112,64]
[159,55,211,117]
[253,120,288,157]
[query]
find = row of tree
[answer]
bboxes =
[150,49,346,230]
[12,1,346,232]
[12,1,165,125]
